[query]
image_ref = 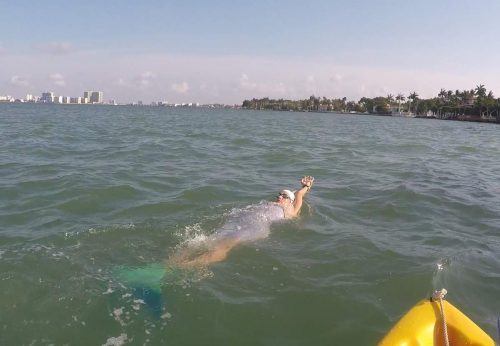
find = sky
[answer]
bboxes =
[1,0,500,104]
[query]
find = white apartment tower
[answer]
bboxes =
[90,91,103,104]
[83,90,103,104]
[41,92,55,103]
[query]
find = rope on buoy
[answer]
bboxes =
[432,288,450,346]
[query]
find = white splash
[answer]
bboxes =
[103,288,114,295]
[51,251,65,258]
[112,307,126,326]
[178,223,210,247]
[102,333,128,346]
[113,307,123,317]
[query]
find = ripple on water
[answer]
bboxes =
[1,106,500,343]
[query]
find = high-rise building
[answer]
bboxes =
[90,91,103,104]
[83,90,103,103]
[41,92,54,103]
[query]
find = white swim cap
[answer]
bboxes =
[279,189,295,202]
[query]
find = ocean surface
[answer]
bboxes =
[1,104,499,345]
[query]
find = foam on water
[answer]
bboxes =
[102,333,128,346]
[175,223,210,247]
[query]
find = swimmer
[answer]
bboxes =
[168,176,314,267]
[277,175,314,219]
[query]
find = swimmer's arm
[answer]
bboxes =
[291,186,309,216]
[292,176,314,216]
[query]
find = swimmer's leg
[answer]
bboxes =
[114,263,168,318]
[169,238,240,268]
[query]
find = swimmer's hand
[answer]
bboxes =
[301,176,314,190]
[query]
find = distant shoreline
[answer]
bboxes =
[240,107,500,124]
[0,102,237,109]
[2,100,498,124]
[241,86,500,124]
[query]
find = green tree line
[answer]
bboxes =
[242,85,500,122]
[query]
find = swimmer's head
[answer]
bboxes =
[277,189,295,202]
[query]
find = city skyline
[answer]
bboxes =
[0,90,105,104]
[0,88,218,107]
[1,1,500,104]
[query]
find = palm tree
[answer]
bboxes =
[460,89,475,116]
[485,91,495,118]
[496,98,500,122]
[347,101,357,112]
[436,89,448,118]
[475,85,487,118]
[438,88,447,99]
[475,84,487,97]
[395,93,405,114]
[308,95,318,111]
[408,92,419,114]
[341,97,347,112]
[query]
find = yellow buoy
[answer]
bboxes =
[378,298,495,346]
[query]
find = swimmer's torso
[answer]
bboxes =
[214,201,285,242]
[280,202,296,219]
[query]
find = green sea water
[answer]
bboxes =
[1,104,499,345]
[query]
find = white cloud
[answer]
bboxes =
[2,50,500,104]
[198,82,220,98]
[42,41,74,55]
[134,71,156,88]
[239,73,258,90]
[171,81,189,94]
[113,72,156,89]
[330,74,343,82]
[10,75,29,87]
[115,78,128,87]
[238,73,288,96]
[49,73,65,86]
